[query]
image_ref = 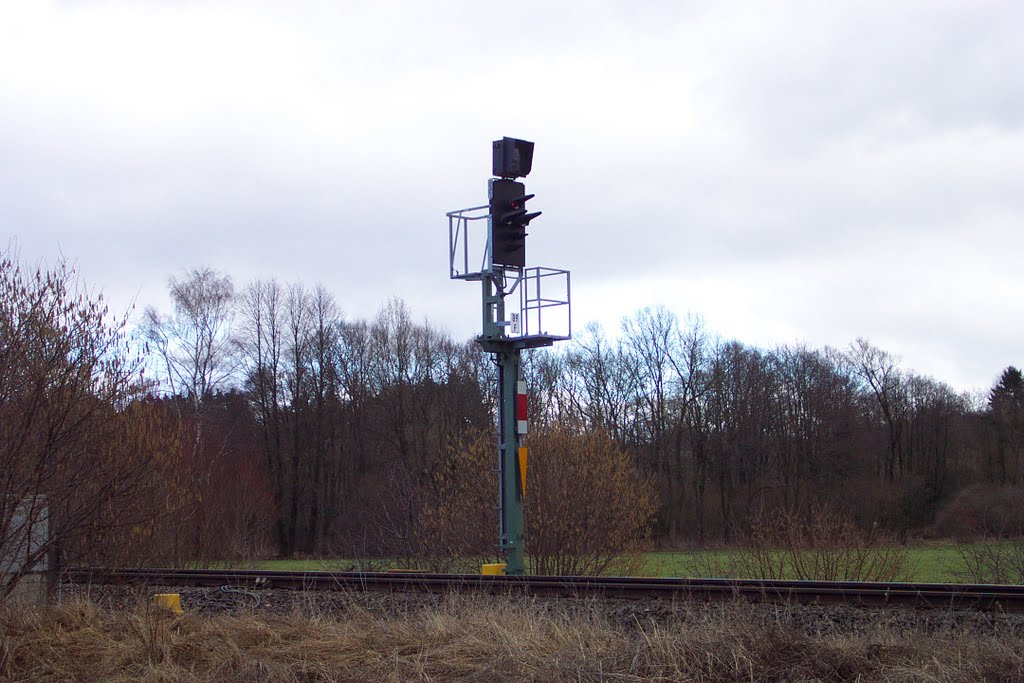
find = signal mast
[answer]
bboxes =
[446,137,571,575]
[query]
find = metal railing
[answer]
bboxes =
[447,204,490,281]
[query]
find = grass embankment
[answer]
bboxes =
[251,543,977,582]
[3,594,1022,681]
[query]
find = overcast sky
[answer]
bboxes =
[2,0,1021,393]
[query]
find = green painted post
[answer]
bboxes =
[498,348,526,575]
[481,272,526,575]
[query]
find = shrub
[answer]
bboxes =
[365,429,500,572]
[955,539,1024,584]
[525,423,658,576]
[939,484,1024,583]
[364,422,658,576]
[935,483,1024,539]
[700,505,910,582]
[0,252,178,593]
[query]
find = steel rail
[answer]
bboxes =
[62,568,1024,612]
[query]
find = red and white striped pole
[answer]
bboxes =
[516,381,528,435]
[516,381,528,498]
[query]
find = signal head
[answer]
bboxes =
[492,137,535,179]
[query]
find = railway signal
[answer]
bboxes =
[489,179,540,268]
[446,136,572,576]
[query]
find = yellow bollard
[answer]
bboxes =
[152,593,183,614]
[481,563,507,575]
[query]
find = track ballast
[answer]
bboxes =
[63,567,1024,612]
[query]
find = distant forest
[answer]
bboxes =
[3,256,1023,575]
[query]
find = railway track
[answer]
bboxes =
[63,567,1024,612]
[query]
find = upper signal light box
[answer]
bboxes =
[492,137,535,179]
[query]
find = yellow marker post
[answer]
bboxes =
[518,447,528,497]
[152,593,183,614]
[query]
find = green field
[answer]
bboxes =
[243,543,998,582]
[642,544,967,583]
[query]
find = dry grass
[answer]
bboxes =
[2,593,1024,682]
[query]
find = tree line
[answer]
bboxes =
[3,254,1023,586]
[138,267,1024,555]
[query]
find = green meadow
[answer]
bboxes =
[245,542,1004,583]
[641,544,967,583]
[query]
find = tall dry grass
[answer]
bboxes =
[1,593,1022,682]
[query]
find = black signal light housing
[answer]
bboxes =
[492,137,535,179]
[490,178,541,268]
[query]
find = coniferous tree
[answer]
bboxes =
[989,366,1024,484]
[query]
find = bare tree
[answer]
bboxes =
[0,252,169,595]
[620,307,680,537]
[239,279,290,553]
[847,338,906,482]
[673,315,713,543]
[564,322,636,441]
[304,285,343,551]
[143,267,238,407]
[771,344,859,512]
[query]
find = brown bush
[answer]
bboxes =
[363,423,657,576]
[702,505,911,582]
[936,485,1024,584]
[415,428,503,571]
[364,429,500,572]
[955,539,1024,584]
[935,483,1024,539]
[526,423,658,576]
